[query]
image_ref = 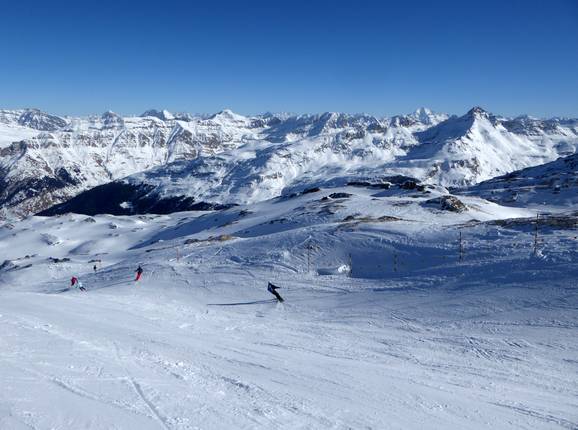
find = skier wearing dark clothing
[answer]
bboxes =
[135,265,143,282]
[267,282,284,302]
[93,264,97,273]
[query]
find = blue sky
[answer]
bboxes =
[0,0,577,117]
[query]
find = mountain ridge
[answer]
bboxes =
[1,106,577,219]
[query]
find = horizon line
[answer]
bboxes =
[2,105,577,121]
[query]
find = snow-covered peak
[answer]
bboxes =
[408,107,447,125]
[402,105,578,187]
[101,110,122,121]
[209,109,249,124]
[417,106,493,144]
[413,107,433,120]
[101,111,124,128]
[140,109,175,121]
[390,108,448,130]
[18,109,68,131]
[173,112,195,121]
[416,107,449,126]
[261,112,294,121]
[465,106,490,119]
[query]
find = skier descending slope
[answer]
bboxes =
[267,282,284,302]
[135,265,143,282]
[70,276,86,292]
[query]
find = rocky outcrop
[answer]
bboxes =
[423,195,467,213]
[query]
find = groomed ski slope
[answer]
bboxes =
[1,187,577,429]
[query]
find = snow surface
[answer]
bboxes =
[1,186,577,429]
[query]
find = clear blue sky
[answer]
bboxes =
[0,0,577,117]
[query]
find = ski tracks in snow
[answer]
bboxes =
[113,342,172,430]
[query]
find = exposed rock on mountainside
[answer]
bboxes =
[423,195,467,213]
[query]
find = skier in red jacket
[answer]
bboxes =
[135,265,143,282]
[70,276,86,292]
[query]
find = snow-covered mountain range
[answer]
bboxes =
[0,108,260,218]
[1,106,577,218]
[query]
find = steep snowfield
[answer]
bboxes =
[1,185,577,429]
[1,107,577,219]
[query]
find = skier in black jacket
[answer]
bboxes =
[267,282,284,302]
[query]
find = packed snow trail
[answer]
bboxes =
[1,262,577,429]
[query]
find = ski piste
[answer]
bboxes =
[1,175,577,429]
